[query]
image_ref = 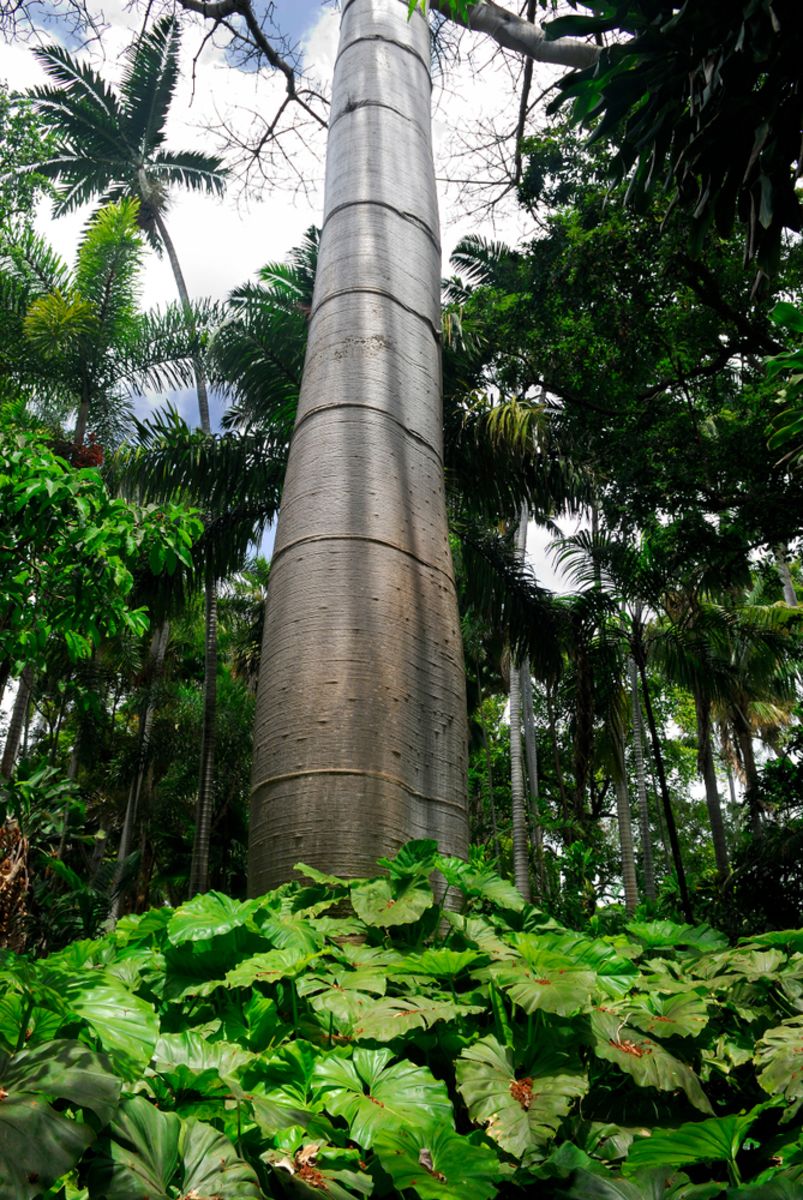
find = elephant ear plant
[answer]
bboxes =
[1,840,802,1198]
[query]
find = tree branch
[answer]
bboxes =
[430,0,600,69]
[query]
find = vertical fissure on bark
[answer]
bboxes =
[1,666,34,779]
[628,655,656,902]
[248,0,468,892]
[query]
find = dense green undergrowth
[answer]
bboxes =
[1,841,802,1199]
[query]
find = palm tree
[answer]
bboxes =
[29,16,227,894]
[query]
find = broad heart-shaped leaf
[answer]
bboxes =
[591,1011,712,1114]
[245,1040,333,1138]
[488,950,595,1017]
[350,876,434,927]
[0,1040,120,1200]
[623,1108,766,1176]
[225,946,321,987]
[150,1031,253,1093]
[265,1132,373,1200]
[620,992,710,1040]
[179,1117,261,1198]
[455,1034,587,1158]
[565,1166,724,1199]
[311,992,482,1043]
[435,855,525,912]
[755,1016,803,1103]
[372,1122,506,1200]
[167,891,261,945]
[626,921,728,955]
[378,839,439,878]
[296,964,388,1001]
[534,931,640,998]
[66,977,158,1073]
[390,948,486,979]
[86,1096,181,1200]
[312,1047,453,1148]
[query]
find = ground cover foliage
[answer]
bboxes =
[1,842,802,1200]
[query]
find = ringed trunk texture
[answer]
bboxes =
[509,507,531,901]
[248,0,468,894]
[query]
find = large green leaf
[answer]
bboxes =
[350,877,434,927]
[624,1109,765,1179]
[86,1095,181,1200]
[313,993,482,1043]
[372,1123,506,1200]
[622,992,710,1040]
[626,922,728,955]
[67,978,158,1073]
[246,1040,331,1137]
[264,1131,373,1200]
[489,950,595,1017]
[225,947,321,987]
[150,1031,253,1094]
[179,1117,262,1198]
[455,1034,587,1157]
[566,1167,723,1199]
[312,1048,452,1148]
[0,1039,120,1200]
[755,1016,803,1103]
[535,931,639,998]
[167,892,261,945]
[435,855,525,911]
[591,1011,712,1114]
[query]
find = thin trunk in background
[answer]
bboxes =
[732,709,762,837]
[628,655,656,902]
[0,666,34,778]
[509,507,531,901]
[613,726,639,915]
[520,661,545,899]
[475,666,501,862]
[248,0,469,891]
[110,621,170,919]
[775,547,798,606]
[151,203,218,895]
[632,636,694,922]
[694,692,729,876]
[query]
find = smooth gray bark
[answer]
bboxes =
[0,666,34,779]
[775,548,798,606]
[520,661,545,898]
[694,692,729,876]
[249,0,468,893]
[628,656,656,902]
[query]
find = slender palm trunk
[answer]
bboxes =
[248,0,468,892]
[151,204,218,894]
[520,662,545,898]
[733,709,762,836]
[546,683,570,828]
[694,692,729,876]
[1,666,34,778]
[110,622,169,919]
[613,728,638,915]
[628,656,656,902]
[509,508,531,900]
[476,668,501,861]
[775,547,798,606]
[633,638,693,922]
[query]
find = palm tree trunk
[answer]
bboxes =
[510,508,531,900]
[613,728,639,915]
[694,692,729,876]
[546,683,571,829]
[476,667,501,861]
[1,666,34,778]
[632,638,694,922]
[520,661,545,898]
[151,204,218,895]
[775,547,797,606]
[628,656,656,902]
[248,0,468,892]
[190,564,217,894]
[733,710,762,836]
[110,621,169,920]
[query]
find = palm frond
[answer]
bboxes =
[120,16,181,155]
[450,234,516,288]
[148,149,227,195]
[31,45,124,128]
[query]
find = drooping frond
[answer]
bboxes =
[120,16,181,155]
[31,44,124,130]
[148,148,227,196]
[75,198,143,338]
[450,234,516,288]
[1,225,71,297]
[119,299,222,395]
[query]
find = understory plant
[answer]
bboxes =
[1,841,802,1198]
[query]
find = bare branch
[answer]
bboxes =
[430,0,600,69]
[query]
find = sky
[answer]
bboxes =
[0,0,573,584]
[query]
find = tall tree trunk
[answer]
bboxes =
[775,547,798,606]
[732,709,762,836]
[248,0,468,892]
[694,692,729,876]
[546,683,571,829]
[628,656,656,902]
[475,667,501,861]
[190,564,218,894]
[151,203,218,895]
[613,726,638,915]
[1,666,34,778]
[509,507,531,900]
[520,661,545,899]
[632,637,694,922]
[110,622,170,920]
